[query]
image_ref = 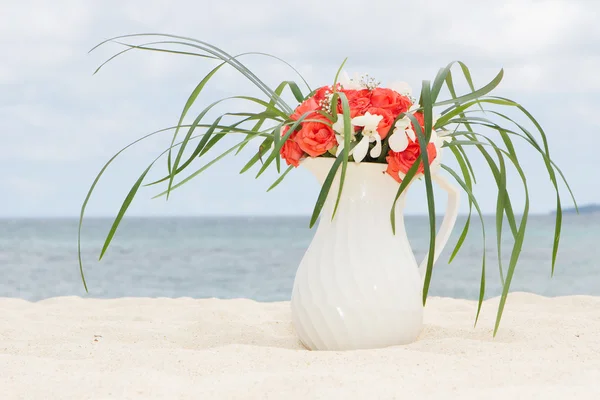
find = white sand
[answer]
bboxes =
[1,293,599,399]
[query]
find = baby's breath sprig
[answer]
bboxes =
[318,88,335,113]
[360,74,381,90]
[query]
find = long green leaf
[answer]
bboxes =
[447,146,473,263]
[390,161,421,234]
[255,113,317,179]
[492,150,529,336]
[434,69,504,107]
[267,165,294,192]
[332,58,348,89]
[77,124,212,290]
[309,156,344,228]
[153,133,262,198]
[99,166,152,259]
[406,81,436,304]
[331,92,352,220]
[93,40,217,75]
[441,164,487,324]
[239,137,274,174]
[166,62,227,184]
[97,131,210,265]
[91,33,293,113]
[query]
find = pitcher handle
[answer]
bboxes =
[418,174,461,281]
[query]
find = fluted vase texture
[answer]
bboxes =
[290,157,460,351]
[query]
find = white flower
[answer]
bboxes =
[389,81,412,98]
[332,115,346,135]
[333,115,357,157]
[388,116,416,152]
[351,112,384,163]
[338,71,364,90]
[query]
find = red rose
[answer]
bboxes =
[290,86,331,121]
[295,118,336,157]
[386,140,437,183]
[313,86,330,102]
[279,126,304,167]
[365,107,395,139]
[337,89,371,117]
[370,88,412,115]
[290,97,320,121]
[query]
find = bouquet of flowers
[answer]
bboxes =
[79,34,576,334]
[278,73,442,182]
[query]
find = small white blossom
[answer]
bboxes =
[360,74,381,90]
[318,89,335,112]
[339,71,380,91]
[350,112,384,163]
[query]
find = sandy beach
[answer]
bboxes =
[1,292,599,399]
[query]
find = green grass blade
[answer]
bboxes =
[332,58,348,88]
[153,133,262,198]
[450,135,530,334]
[286,81,306,103]
[99,165,152,260]
[430,61,459,103]
[92,33,293,113]
[493,152,529,336]
[434,69,504,107]
[166,62,227,179]
[145,118,265,187]
[169,113,223,198]
[491,97,569,274]
[455,143,477,184]
[390,160,421,234]
[441,164,487,324]
[309,156,344,228]
[267,165,294,192]
[447,146,473,263]
[495,147,507,286]
[436,98,518,126]
[407,81,436,304]
[97,131,210,264]
[331,92,352,220]
[255,113,316,179]
[77,123,208,290]
[240,137,274,174]
[93,40,217,75]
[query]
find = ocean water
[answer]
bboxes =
[0,215,598,301]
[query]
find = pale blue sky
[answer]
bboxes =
[1,0,597,217]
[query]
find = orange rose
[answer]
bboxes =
[295,118,336,157]
[370,88,412,115]
[279,126,304,167]
[290,86,331,121]
[385,140,437,183]
[365,107,395,139]
[290,97,320,121]
[337,89,371,117]
[313,86,331,102]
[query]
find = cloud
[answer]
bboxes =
[1,0,597,217]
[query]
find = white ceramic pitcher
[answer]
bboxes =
[290,157,460,351]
